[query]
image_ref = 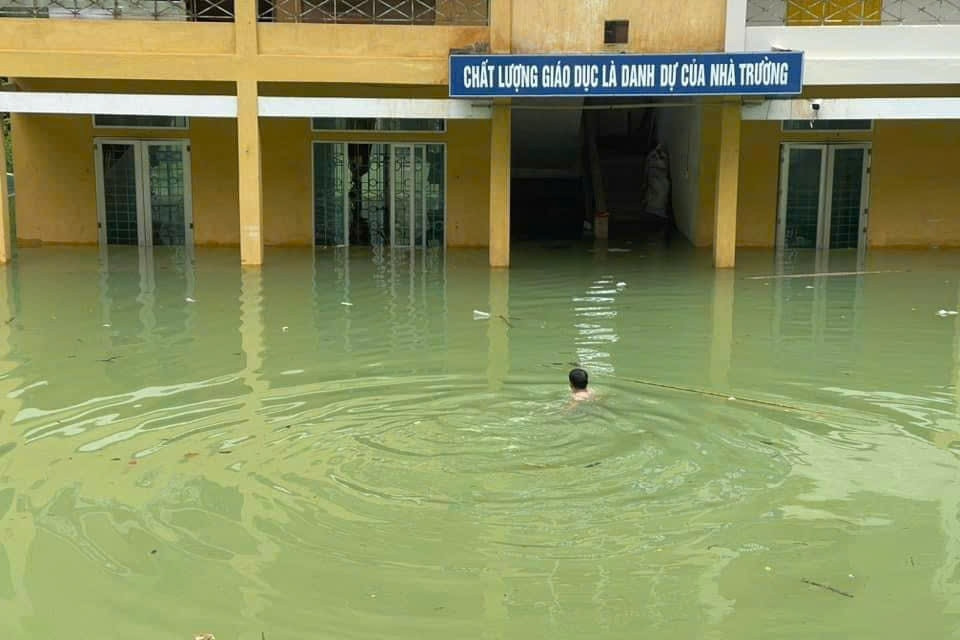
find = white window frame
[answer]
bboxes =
[776,142,871,251]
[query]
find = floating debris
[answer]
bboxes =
[473,310,490,320]
[341,301,354,306]
[801,578,854,598]
[937,309,958,317]
[185,297,196,303]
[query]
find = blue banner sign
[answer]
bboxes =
[449,52,803,98]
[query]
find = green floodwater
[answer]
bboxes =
[2,243,960,639]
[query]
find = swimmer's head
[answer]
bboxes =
[569,368,588,391]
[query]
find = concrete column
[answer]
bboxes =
[713,101,741,269]
[489,101,511,268]
[723,0,747,51]
[486,268,510,390]
[236,0,263,266]
[237,78,264,266]
[0,119,11,264]
[709,269,735,389]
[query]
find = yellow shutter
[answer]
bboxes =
[786,0,882,25]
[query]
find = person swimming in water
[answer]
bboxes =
[569,368,595,401]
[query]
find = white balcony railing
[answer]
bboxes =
[747,0,960,25]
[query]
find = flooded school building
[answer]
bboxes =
[0,0,959,269]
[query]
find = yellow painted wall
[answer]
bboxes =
[11,114,239,246]
[0,18,483,85]
[262,118,312,246]
[0,19,235,54]
[736,119,960,248]
[870,120,960,247]
[258,23,488,57]
[191,118,240,246]
[511,0,724,53]
[736,121,780,247]
[11,114,98,245]
[446,119,491,247]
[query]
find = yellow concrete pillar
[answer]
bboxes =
[486,268,510,390]
[237,79,264,266]
[235,0,263,266]
[709,269,735,389]
[0,119,11,264]
[489,0,512,268]
[713,100,741,269]
[489,101,511,268]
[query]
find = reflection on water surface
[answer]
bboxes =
[1,245,960,638]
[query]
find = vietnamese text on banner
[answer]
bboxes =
[449,52,804,98]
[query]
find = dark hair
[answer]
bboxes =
[569,368,588,390]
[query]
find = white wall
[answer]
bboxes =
[746,24,960,85]
[656,104,702,245]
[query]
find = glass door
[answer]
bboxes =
[96,142,144,246]
[313,142,348,246]
[314,141,445,249]
[390,144,415,248]
[825,145,869,250]
[777,143,870,250]
[143,141,192,247]
[95,139,192,248]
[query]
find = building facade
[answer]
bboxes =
[0,0,956,269]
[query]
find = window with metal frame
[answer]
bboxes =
[782,119,873,132]
[311,117,445,133]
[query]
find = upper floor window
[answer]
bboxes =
[782,119,873,132]
[312,117,445,133]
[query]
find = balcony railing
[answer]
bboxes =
[257,0,488,25]
[747,0,960,25]
[0,0,235,21]
[0,0,489,24]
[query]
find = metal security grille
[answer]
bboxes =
[747,0,960,24]
[0,0,235,21]
[314,143,347,247]
[101,144,140,246]
[827,148,865,249]
[783,147,823,249]
[147,144,187,246]
[258,0,488,24]
[424,144,444,247]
